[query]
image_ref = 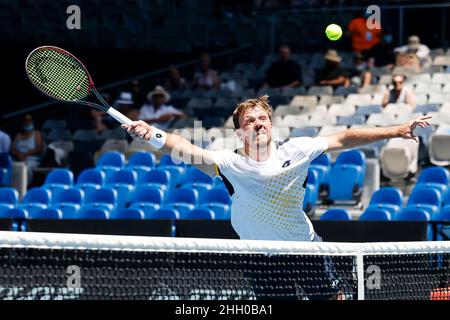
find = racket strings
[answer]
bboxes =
[26,48,90,101]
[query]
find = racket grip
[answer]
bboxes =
[107,107,133,125]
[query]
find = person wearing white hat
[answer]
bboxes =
[138,86,185,129]
[395,35,431,68]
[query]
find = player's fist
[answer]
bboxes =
[122,121,153,142]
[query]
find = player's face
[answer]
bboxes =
[238,107,272,147]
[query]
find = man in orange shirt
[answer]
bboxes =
[347,12,382,53]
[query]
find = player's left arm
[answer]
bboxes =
[325,115,432,151]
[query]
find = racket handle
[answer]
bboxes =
[107,107,133,125]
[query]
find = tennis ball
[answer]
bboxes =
[325,24,343,41]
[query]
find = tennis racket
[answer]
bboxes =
[25,46,132,125]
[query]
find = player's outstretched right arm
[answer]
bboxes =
[122,121,216,176]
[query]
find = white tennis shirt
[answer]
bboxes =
[212,137,328,241]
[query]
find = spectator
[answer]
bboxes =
[348,52,372,88]
[164,66,188,91]
[90,93,109,133]
[366,28,396,68]
[263,45,302,89]
[192,53,220,91]
[315,50,349,89]
[113,91,139,122]
[395,35,431,69]
[382,74,416,109]
[10,114,44,185]
[347,11,382,53]
[394,52,421,73]
[130,80,147,109]
[139,86,186,129]
[0,122,11,153]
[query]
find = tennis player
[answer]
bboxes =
[122,95,431,299]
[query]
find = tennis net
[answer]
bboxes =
[0,231,449,300]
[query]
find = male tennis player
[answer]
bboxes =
[122,95,431,299]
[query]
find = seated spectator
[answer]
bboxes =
[315,50,349,89]
[348,52,372,88]
[90,93,109,133]
[366,28,396,68]
[130,80,147,109]
[347,11,382,53]
[395,35,431,69]
[263,45,302,89]
[394,52,421,73]
[164,66,188,91]
[0,122,11,153]
[11,114,44,185]
[382,74,416,109]
[112,91,140,122]
[192,53,220,91]
[139,86,186,129]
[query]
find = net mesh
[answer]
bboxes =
[0,232,448,300]
[26,47,90,101]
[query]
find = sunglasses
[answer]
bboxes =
[392,81,404,85]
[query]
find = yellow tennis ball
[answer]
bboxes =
[325,24,343,41]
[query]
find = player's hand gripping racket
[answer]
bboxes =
[25,46,132,125]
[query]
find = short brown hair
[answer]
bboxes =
[232,95,273,129]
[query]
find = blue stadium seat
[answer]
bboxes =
[157,165,185,189]
[406,186,442,217]
[359,208,392,221]
[164,204,194,217]
[355,105,382,116]
[198,203,231,220]
[44,168,74,186]
[367,187,403,216]
[180,167,213,190]
[96,151,125,183]
[42,184,69,205]
[0,208,28,219]
[212,176,227,190]
[436,207,450,221]
[77,168,105,186]
[168,188,199,206]
[53,203,81,219]
[0,187,19,206]
[55,188,84,205]
[198,188,231,219]
[127,151,155,182]
[310,153,331,187]
[129,203,160,219]
[22,187,52,205]
[320,209,352,221]
[166,188,199,216]
[147,208,180,220]
[106,169,137,210]
[159,154,186,167]
[416,167,449,198]
[76,168,105,199]
[201,188,232,206]
[130,186,164,206]
[334,149,366,188]
[396,207,430,221]
[85,188,117,212]
[127,151,156,168]
[183,208,215,220]
[0,153,12,186]
[328,165,362,201]
[29,208,62,219]
[110,208,144,220]
[139,169,171,191]
[303,184,317,215]
[77,206,109,219]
